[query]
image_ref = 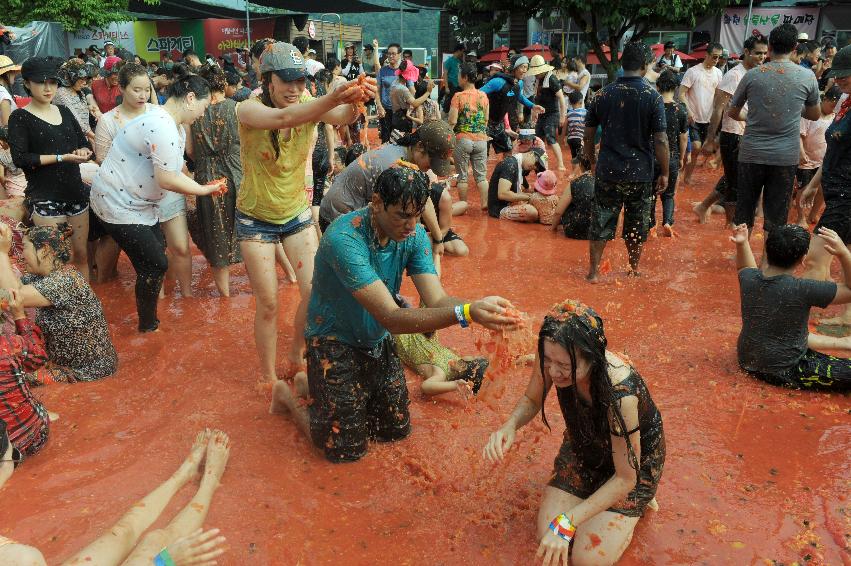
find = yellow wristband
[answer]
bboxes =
[463,303,472,324]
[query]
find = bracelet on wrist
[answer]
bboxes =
[154,548,177,566]
[454,304,469,329]
[548,513,576,542]
[463,303,472,325]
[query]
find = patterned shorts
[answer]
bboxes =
[590,180,652,242]
[29,200,88,219]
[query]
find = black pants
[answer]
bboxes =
[379,112,394,144]
[734,162,797,232]
[567,138,583,159]
[719,132,741,205]
[101,219,167,332]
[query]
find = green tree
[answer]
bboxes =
[0,0,154,31]
[446,0,729,80]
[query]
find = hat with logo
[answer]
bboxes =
[827,45,851,79]
[259,42,307,81]
[0,55,21,77]
[534,170,558,195]
[20,56,64,83]
[417,120,456,177]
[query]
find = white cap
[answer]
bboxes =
[798,32,809,41]
[307,48,317,55]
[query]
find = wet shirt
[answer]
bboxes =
[320,144,407,224]
[90,106,185,225]
[8,106,89,204]
[535,73,562,116]
[585,76,666,183]
[451,88,488,141]
[799,114,833,170]
[562,173,594,239]
[718,63,748,136]
[680,64,722,124]
[567,107,586,139]
[821,101,851,195]
[306,207,437,348]
[662,101,688,160]
[236,95,314,224]
[23,267,117,381]
[487,154,526,218]
[730,61,820,166]
[737,268,836,375]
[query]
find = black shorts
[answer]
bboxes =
[749,348,851,391]
[567,138,583,159]
[590,180,652,242]
[816,190,851,244]
[487,122,512,155]
[535,113,559,145]
[689,122,709,144]
[306,335,411,463]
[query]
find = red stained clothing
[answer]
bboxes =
[0,318,50,459]
[91,78,121,113]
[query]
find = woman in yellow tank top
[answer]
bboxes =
[235,42,374,382]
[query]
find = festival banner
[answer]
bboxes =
[133,20,206,61]
[68,22,135,55]
[720,7,820,56]
[202,19,275,56]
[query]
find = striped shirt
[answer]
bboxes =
[567,108,587,140]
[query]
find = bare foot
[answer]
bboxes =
[293,371,309,398]
[176,429,212,481]
[660,224,674,238]
[202,430,231,487]
[586,272,600,284]
[710,204,724,215]
[692,203,710,224]
[270,380,297,415]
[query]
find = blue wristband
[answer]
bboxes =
[454,304,469,328]
[154,549,176,566]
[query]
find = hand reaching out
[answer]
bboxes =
[729,223,749,245]
[817,227,850,257]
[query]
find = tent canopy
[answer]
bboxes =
[129,0,414,20]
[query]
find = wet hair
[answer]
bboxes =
[166,73,211,101]
[765,224,810,268]
[743,35,768,51]
[459,62,478,83]
[567,90,583,105]
[171,63,194,81]
[770,23,799,55]
[374,165,430,214]
[251,38,273,61]
[656,69,679,93]
[118,62,149,89]
[198,63,227,93]
[537,300,640,476]
[27,224,73,267]
[345,143,366,166]
[621,41,650,72]
[824,84,843,102]
[707,41,724,55]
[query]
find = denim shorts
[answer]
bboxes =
[235,207,314,243]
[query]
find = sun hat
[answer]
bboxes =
[526,54,554,76]
[417,120,456,177]
[259,42,307,81]
[20,56,64,83]
[827,45,851,79]
[0,55,21,76]
[534,170,558,195]
[59,60,94,86]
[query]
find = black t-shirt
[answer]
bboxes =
[536,73,562,116]
[821,106,850,196]
[585,76,666,183]
[562,173,594,239]
[737,268,836,376]
[660,101,688,160]
[487,155,526,218]
[8,105,90,203]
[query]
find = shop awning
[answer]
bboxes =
[253,0,418,13]
[128,0,284,20]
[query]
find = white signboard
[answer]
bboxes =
[68,22,135,55]
[720,8,819,55]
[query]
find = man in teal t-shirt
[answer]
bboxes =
[271,165,517,463]
[441,43,465,113]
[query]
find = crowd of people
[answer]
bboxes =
[0,20,848,564]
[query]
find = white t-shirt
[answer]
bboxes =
[681,64,723,124]
[718,63,748,136]
[0,85,17,113]
[94,103,156,163]
[305,59,325,77]
[90,106,185,225]
[799,114,833,169]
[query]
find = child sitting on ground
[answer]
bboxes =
[733,222,851,391]
[528,170,559,225]
[565,91,586,165]
[551,156,595,239]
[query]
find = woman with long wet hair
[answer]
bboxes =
[484,299,665,565]
[235,41,372,381]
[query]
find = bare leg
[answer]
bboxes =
[808,333,851,351]
[281,228,319,368]
[121,431,231,566]
[274,243,298,283]
[161,215,193,298]
[0,543,47,566]
[625,239,644,276]
[451,201,468,217]
[61,430,210,566]
[807,186,824,224]
[682,141,702,185]
[550,142,566,171]
[587,240,607,283]
[211,266,230,297]
[443,239,469,258]
[95,237,121,283]
[240,240,280,382]
[270,372,311,438]
[457,181,469,202]
[477,180,489,211]
[692,190,719,224]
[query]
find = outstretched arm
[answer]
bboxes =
[730,223,756,271]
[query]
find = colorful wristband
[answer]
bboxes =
[454,304,469,328]
[548,513,576,541]
[154,549,177,566]
[463,303,472,325]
